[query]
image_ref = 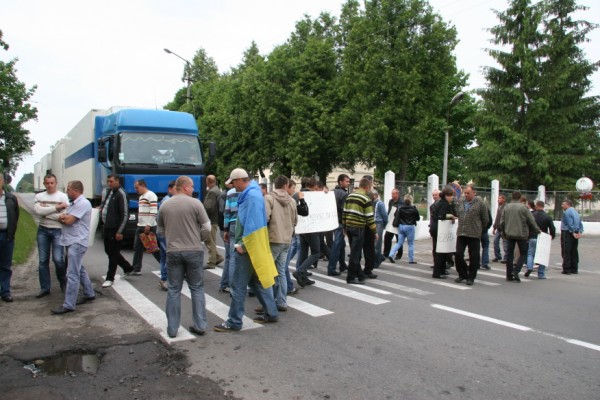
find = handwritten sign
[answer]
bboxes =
[436,220,457,253]
[534,232,552,267]
[385,206,397,234]
[295,192,339,234]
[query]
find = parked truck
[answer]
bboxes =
[33,107,214,238]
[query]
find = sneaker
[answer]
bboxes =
[102,280,113,288]
[253,315,279,323]
[219,287,231,293]
[213,323,241,332]
[159,280,168,291]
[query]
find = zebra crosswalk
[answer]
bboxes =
[107,259,533,343]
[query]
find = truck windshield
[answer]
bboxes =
[119,133,203,166]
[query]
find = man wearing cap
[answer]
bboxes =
[214,168,279,332]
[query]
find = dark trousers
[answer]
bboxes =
[506,238,528,278]
[298,233,320,276]
[432,232,453,267]
[132,226,161,272]
[383,231,402,260]
[455,236,481,281]
[363,228,375,274]
[104,228,133,281]
[346,227,366,281]
[561,231,579,273]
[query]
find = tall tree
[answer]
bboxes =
[470,0,599,189]
[0,30,37,174]
[338,0,464,181]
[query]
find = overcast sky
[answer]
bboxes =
[2,0,599,186]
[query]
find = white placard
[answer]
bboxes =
[534,232,552,267]
[88,208,100,247]
[436,220,457,253]
[385,206,397,234]
[295,192,339,234]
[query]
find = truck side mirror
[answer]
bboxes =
[97,136,114,164]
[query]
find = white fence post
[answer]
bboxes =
[384,170,395,203]
[491,180,500,225]
[427,174,439,222]
[538,185,546,203]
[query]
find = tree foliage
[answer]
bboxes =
[470,0,599,190]
[0,30,37,174]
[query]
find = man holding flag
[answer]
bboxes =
[214,168,279,332]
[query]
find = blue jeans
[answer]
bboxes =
[63,243,94,310]
[327,225,347,273]
[390,225,415,262]
[158,233,167,281]
[220,225,236,289]
[166,251,207,337]
[297,233,320,277]
[481,232,490,266]
[375,222,385,266]
[526,237,546,278]
[0,231,15,297]
[226,251,278,329]
[271,243,290,307]
[37,226,66,292]
[284,234,299,292]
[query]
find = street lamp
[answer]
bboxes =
[164,48,192,104]
[442,91,464,186]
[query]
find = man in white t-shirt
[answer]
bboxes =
[131,179,161,274]
[34,174,69,298]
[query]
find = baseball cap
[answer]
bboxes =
[225,168,249,185]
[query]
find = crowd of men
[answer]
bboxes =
[0,171,586,337]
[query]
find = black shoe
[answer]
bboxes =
[395,255,402,260]
[189,326,206,336]
[442,269,450,276]
[328,271,341,276]
[248,291,256,297]
[409,261,417,264]
[466,279,474,286]
[492,258,500,262]
[454,277,466,283]
[292,272,306,288]
[506,275,515,281]
[387,257,395,264]
[306,272,313,276]
[561,271,571,275]
[570,271,578,274]
[36,291,50,299]
[287,288,299,295]
[304,278,315,286]
[76,296,95,305]
[253,315,279,323]
[365,273,378,279]
[347,278,365,285]
[481,265,491,270]
[432,275,447,279]
[2,295,14,303]
[339,266,348,273]
[51,307,74,315]
[524,269,532,278]
[500,260,506,264]
[513,273,521,282]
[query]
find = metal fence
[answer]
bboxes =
[391,180,600,222]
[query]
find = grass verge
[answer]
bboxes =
[13,206,37,264]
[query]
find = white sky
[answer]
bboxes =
[2,0,599,185]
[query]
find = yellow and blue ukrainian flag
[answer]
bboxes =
[237,181,278,288]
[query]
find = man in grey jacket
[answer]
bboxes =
[454,185,489,286]
[263,175,297,311]
[500,191,540,282]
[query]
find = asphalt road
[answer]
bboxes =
[10,193,600,399]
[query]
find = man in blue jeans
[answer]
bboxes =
[158,176,211,338]
[34,174,68,298]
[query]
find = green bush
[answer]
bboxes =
[13,206,37,264]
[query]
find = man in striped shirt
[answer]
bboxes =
[342,178,378,285]
[132,179,161,274]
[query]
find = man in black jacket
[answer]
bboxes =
[525,201,556,279]
[0,173,19,303]
[100,174,134,287]
[326,174,350,276]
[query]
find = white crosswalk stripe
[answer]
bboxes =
[151,271,262,330]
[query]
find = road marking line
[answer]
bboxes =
[376,269,471,290]
[431,304,532,331]
[151,271,262,331]
[432,304,600,352]
[112,275,194,343]
[366,279,434,296]
[311,280,390,305]
[308,271,393,295]
[397,265,502,286]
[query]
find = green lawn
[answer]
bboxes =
[13,206,37,264]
